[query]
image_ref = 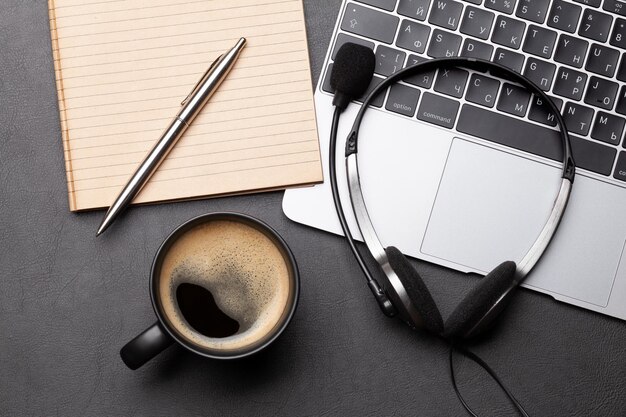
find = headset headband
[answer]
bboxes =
[344,57,575,287]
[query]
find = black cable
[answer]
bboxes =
[333,103,530,416]
[449,344,531,417]
[328,106,379,287]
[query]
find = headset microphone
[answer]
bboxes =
[329,44,397,317]
[330,43,375,111]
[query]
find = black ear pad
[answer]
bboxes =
[385,246,444,334]
[444,261,517,340]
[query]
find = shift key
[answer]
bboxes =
[341,3,400,44]
[417,93,460,128]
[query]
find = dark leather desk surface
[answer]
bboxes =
[1,1,625,416]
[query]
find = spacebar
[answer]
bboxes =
[457,104,562,161]
[457,104,617,176]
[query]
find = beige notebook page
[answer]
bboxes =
[49,0,321,211]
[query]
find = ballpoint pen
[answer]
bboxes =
[96,37,247,236]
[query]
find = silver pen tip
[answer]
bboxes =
[235,37,247,49]
[96,216,110,237]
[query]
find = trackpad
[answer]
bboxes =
[421,139,623,307]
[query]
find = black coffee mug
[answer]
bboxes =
[120,212,299,370]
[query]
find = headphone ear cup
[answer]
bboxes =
[444,261,517,340]
[385,246,443,334]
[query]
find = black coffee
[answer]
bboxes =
[176,283,239,338]
[157,220,292,352]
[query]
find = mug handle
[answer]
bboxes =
[120,322,174,370]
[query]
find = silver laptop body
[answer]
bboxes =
[284,0,626,320]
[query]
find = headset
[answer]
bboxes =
[328,43,576,342]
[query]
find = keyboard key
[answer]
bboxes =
[591,112,625,145]
[434,68,469,98]
[523,57,556,91]
[603,0,626,17]
[323,64,386,107]
[458,104,616,175]
[332,33,374,60]
[492,16,525,49]
[497,82,531,116]
[572,136,617,176]
[386,84,421,116]
[618,55,626,81]
[553,67,587,101]
[610,18,626,49]
[398,0,431,21]
[460,6,495,40]
[485,0,516,14]
[554,34,588,68]
[466,73,500,107]
[547,0,582,33]
[564,102,594,135]
[572,0,600,7]
[375,45,406,76]
[404,55,436,88]
[429,0,464,30]
[586,44,620,77]
[462,0,482,4]
[427,29,462,57]
[529,95,563,126]
[356,0,398,11]
[461,38,494,59]
[579,9,613,42]
[516,0,550,23]
[584,76,618,110]
[417,92,460,128]
[355,76,386,107]
[396,19,431,54]
[522,25,557,58]
[614,152,626,181]
[341,3,400,44]
[493,47,524,72]
[616,86,626,115]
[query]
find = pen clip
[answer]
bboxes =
[181,54,223,106]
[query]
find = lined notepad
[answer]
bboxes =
[48,0,321,211]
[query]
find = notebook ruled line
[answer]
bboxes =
[54,28,303,62]
[59,66,309,92]
[59,54,306,81]
[55,7,300,30]
[68,99,310,128]
[69,117,315,147]
[65,76,308,101]
[67,80,308,110]
[52,0,127,11]
[72,150,319,183]
[55,0,295,20]
[55,0,217,19]
[73,139,317,171]
[73,160,320,193]
[58,36,301,70]
[70,128,317,158]
[65,86,309,111]
[55,11,292,40]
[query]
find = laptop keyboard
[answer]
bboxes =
[321,0,626,182]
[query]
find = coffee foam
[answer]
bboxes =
[158,220,292,352]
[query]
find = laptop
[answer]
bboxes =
[283,0,626,320]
